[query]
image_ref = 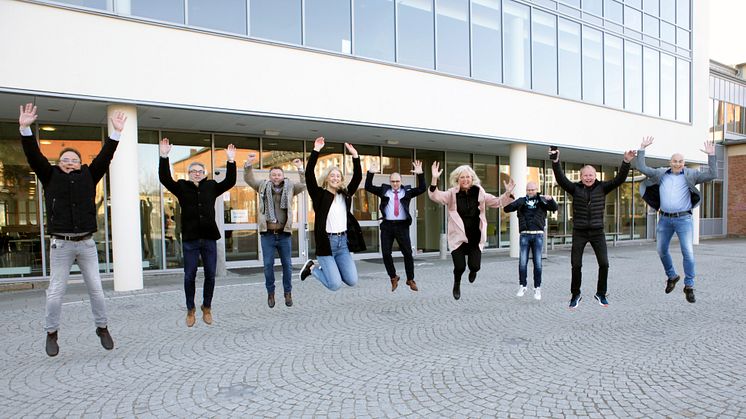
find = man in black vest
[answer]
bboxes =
[20,103,125,357]
[550,147,635,309]
[365,160,426,292]
[159,138,236,327]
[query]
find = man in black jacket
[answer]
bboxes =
[365,160,426,292]
[20,103,125,357]
[550,147,635,309]
[503,181,558,301]
[159,138,236,327]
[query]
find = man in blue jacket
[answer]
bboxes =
[20,103,125,357]
[635,136,717,303]
[365,160,426,292]
[503,181,558,301]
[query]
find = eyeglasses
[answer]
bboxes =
[60,158,80,164]
[390,180,401,183]
[189,170,205,174]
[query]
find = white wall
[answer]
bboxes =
[0,0,710,161]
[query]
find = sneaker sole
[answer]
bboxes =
[594,296,609,307]
[299,260,314,281]
[569,297,582,309]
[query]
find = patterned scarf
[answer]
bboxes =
[259,179,292,223]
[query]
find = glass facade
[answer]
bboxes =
[45,0,692,122]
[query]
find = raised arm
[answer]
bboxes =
[694,139,718,184]
[345,143,362,194]
[215,144,237,194]
[485,179,515,208]
[19,104,53,184]
[409,160,427,197]
[291,158,307,195]
[158,138,179,194]
[305,137,324,194]
[427,161,452,205]
[634,136,658,177]
[89,111,126,182]
[364,160,383,196]
[549,148,576,194]
[242,152,263,190]
[602,152,633,194]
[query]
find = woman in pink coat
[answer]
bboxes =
[428,162,515,300]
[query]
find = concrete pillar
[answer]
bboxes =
[509,144,528,258]
[107,105,143,291]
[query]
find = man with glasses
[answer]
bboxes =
[159,138,236,327]
[365,160,426,292]
[503,181,558,301]
[243,153,306,308]
[19,103,125,357]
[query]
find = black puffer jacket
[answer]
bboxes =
[552,160,630,230]
[22,133,118,234]
[159,157,236,241]
[503,193,559,232]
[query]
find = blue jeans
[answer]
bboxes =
[260,231,293,294]
[312,233,358,291]
[45,237,107,332]
[656,214,695,287]
[518,233,544,288]
[182,239,217,310]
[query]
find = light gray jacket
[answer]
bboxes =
[244,165,306,233]
[634,149,717,210]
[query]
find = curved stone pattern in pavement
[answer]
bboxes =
[0,239,744,417]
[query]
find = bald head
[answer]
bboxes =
[389,172,402,190]
[669,153,685,174]
[526,181,538,197]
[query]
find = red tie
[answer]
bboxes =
[394,190,400,217]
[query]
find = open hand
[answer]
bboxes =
[701,139,715,155]
[19,103,38,129]
[110,111,127,133]
[431,162,443,181]
[159,138,172,157]
[369,160,380,173]
[503,179,515,194]
[246,152,258,166]
[225,144,236,162]
[641,136,654,149]
[411,160,423,174]
[623,150,636,163]
[344,142,358,158]
[313,137,325,152]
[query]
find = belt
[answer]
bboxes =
[659,210,692,218]
[262,229,286,235]
[521,231,544,234]
[51,234,92,242]
[327,231,346,236]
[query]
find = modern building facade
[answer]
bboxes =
[0,0,713,289]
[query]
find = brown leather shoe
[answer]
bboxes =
[406,278,418,291]
[284,292,293,307]
[96,327,114,350]
[186,308,196,327]
[200,305,213,325]
[268,293,275,308]
[390,275,400,292]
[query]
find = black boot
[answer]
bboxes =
[46,331,59,357]
[452,279,461,300]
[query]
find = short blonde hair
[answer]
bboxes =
[449,165,481,188]
[318,165,348,193]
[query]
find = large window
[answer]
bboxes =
[582,27,603,104]
[305,0,351,53]
[532,9,557,95]
[624,41,643,112]
[436,0,470,76]
[604,34,624,108]
[558,18,581,100]
[397,0,435,69]
[188,0,246,35]
[130,0,184,24]
[471,0,502,83]
[137,130,164,270]
[250,0,302,44]
[503,0,531,90]
[354,0,395,61]
[643,47,660,116]
[660,53,676,119]
[415,149,444,253]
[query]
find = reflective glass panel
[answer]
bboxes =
[558,18,581,100]
[660,0,674,21]
[643,0,658,15]
[397,0,435,69]
[676,59,691,122]
[54,0,107,10]
[188,0,247,35]
[643,47,659,116]
[471,0,502,83]
[660,53,675,119]
[131,0,184,24]
[137,130,164,270]
[305,0,352,53]
[604,34,624,108]
[415,149,444,252]
[503,0,531,89]
[643,13,658,37]
[354,0,395,61]
[624,41,643,112]
[660,20,675,44]
[473,154,499,248]
[582,27,603,104]
[624,6,642,31]
[604,0,623,23]
[676,0,690,29]
[676,27,689,49]
[0,123,43,278]
[382,147,413,174]
[250,0,302,44]
[532,9,557,95]
[436,0,470,76]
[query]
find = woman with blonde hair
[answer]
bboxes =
[299,137,365,291]
[429,162,515,300]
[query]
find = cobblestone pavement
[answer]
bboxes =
[1,239,744,418]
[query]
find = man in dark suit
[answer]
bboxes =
[365,160,426,292]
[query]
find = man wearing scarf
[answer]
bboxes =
[244,153,306,308]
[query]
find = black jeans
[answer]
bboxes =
[380,220,415,280]
[451,243,481,282]
[570,228,609,297]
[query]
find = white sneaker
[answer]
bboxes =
[516,286,527,297]
[534,288,542,300]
